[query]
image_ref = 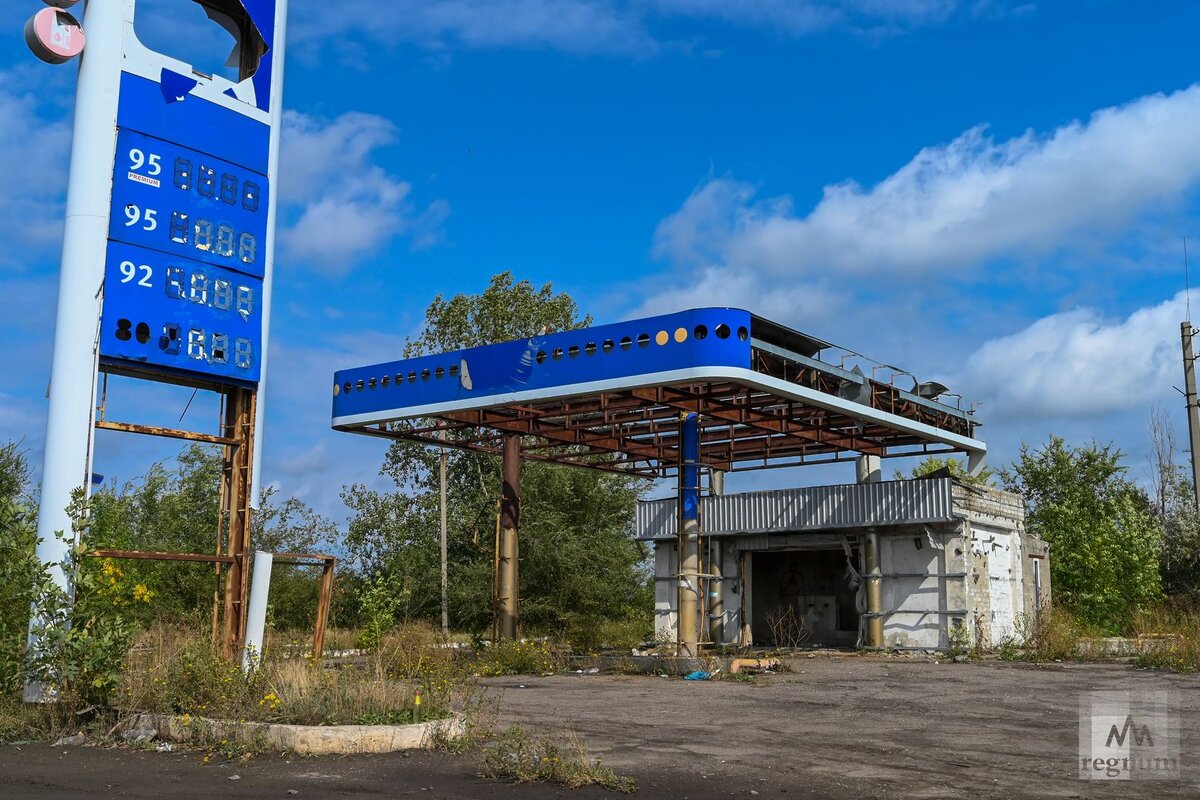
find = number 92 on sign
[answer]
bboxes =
[99,241,262,385]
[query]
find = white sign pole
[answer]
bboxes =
[242,551,273,672]
[250,0,289,511]
[25,0,125,703]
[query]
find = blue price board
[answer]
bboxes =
[109,128,268,280]
[101,239,263,385]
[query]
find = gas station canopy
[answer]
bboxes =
[330,308,986,477]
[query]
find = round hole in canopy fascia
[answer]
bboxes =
[715,323,731,339]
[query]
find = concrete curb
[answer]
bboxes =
[125,712,465,755]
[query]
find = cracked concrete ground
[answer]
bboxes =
[2,654,1195,798]
[489,653,1200,798]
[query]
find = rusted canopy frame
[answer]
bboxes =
[750,345,974,440]
[356,421,663,477]
[339,372,973,476]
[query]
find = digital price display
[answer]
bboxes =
[109,128,268,279]
[101,240,263,383]
[101,129,268,384]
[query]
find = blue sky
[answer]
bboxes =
[3,0,1200,518]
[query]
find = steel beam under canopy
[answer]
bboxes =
[330,308,987,476]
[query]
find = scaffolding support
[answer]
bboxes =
[221,387,257,660]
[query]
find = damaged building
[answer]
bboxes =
[638,471,1051,651]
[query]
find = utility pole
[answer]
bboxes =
[439,426,449,635]
[1180,321,1200,506]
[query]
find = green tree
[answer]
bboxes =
[0,443,40,693]
[344,273,651,641]
[1147,407,1200,601]
[86,445,339,628]
[899,455,994,486]
[1001,436,1163,630]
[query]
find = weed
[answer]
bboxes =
[947,618,971,657]
[480,725,636,793]
[0,695,118,745]
[764,605,809,648]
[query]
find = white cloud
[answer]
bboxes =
[259,326,415,519]
[0,70,72,270]
[654,84,1200,279]
[292,0,986,58]
[626,264,845,328]
[647,0,958,34]
[292,1,655,57]
[961,292,1187,420]
[278,111,448,276]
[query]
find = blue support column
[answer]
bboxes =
[677,413,700,656]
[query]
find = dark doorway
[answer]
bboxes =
[750,549,859,647]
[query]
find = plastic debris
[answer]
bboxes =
[683,670,711,681]
[121,724,157,744]
[52,734,86,747]
[584,667,600,674]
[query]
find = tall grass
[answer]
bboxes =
[1131,602,1200,674]
[999,605,1200,673]
[117,621,466,726]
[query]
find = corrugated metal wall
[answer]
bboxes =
[636,478,958,539]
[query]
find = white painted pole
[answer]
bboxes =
[25,0,125,703]
[242,551,273,671]
[250,0,289,509]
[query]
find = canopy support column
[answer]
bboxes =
[497,433,521,639]
[677,413,701,657]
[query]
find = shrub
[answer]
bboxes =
[23,492,143,705]
[1132,603,1200,674]
[354,572,400,651]
[561,615,652,654]
[475,640,561,676]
